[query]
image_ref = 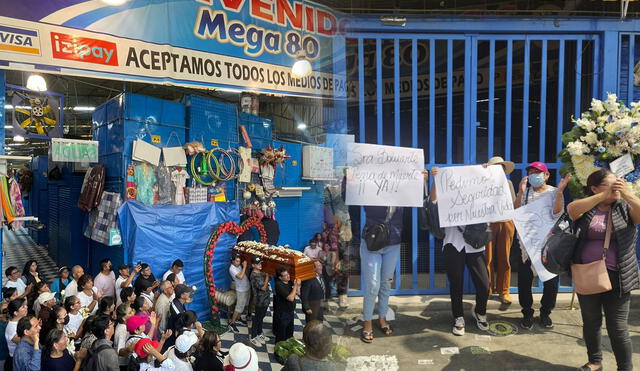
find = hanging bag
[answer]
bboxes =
[363,207,396,252]
[457,223,492,249]
[571,212,613,295]
[541,213,579,274]
[162,131,188,167]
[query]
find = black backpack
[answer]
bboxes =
[81,343,113,371]
[458,223,492,249]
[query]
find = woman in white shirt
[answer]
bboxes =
[114,303,135,368]
[5,299,28,363]
[76,274,103,315]
[430,167,490,337]
[64,296,84,336]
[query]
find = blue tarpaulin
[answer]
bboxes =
[118,201,239,321]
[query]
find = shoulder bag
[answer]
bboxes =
[541,213,579,274]
[570,211,613,295]
[457,223,492,249]
[363,207,396,252]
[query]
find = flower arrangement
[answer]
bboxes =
[203,217,266,328]
[559,93,640,198]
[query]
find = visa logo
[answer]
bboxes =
[50,32,118,66]
[0,24,40,55]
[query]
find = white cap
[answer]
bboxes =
[175,331,198,353]
[223,343,259,371]
[37,292,56,305]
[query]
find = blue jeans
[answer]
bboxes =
[360,240,400,321]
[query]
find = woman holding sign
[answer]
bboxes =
[430,167,490,336]
[514,162,570,330]
[567,169,640,371]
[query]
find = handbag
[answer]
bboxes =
[458,223,492,249]
[541,213,579,274]
[363,207,396,252]
[571,211,613,295]
[162,132,187,167]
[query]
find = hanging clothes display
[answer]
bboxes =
[126,165,137,201]
[155,163,173,205]
[0,177,14,224]
[9,177,25,229]
[87,192,123,245]
[134,163,157,205]
[170,168,189,205]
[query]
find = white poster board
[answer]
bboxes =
[302,145,334,180]
[345,143,424,207]
[325,134,355,167]
[512,192,559,282]
[434,165,514,227]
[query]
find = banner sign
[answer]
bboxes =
[512,193,559,282]
[345,143,424,207]
[51,138,98,163]
[0,0,346,98]
[434,165,514,227]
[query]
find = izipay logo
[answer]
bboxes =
[0,24,40,55]
[50,32,118,66]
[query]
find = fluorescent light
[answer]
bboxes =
[380,16,407,27]
[101,0,128,5]
[292,58,312,78]
[26,74,47,92]
[73,106,95,112]
[4,126,12,129]
[297,122,307,130]
[13,135,25,142]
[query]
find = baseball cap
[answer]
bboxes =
[175,284,194,298]
[251,256,262,264]
[526,161,549,173]
[126,315,148,333]
[134,338,160,358]
[37,292,56,305]
[175,331,198,353]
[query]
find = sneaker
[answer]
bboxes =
[499,294,512,305]
[250,337,262,347]
[540,315,554,329]
[237,318,248,326]
[228,323,240,333]
[472,311,489,331]
[521,316,533,330]
[258,333,270,343]
[452,317,465,336]
[339,294,348,308]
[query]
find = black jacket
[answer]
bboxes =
[574,200,640,294]
[300,276,324,311]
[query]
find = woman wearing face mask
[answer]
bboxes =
[567,169,640,371]
[514,162,570,330]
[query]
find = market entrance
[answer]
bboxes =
[345,31,601,295]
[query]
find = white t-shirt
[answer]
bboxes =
[115,275,132,306]
[67,312,83,334]
[162,270,185,284]
[165,347,193,371]
[228,265,249,292]
[114,323,130,366]
[94,271,116,298]
[155,294,171,333]
[303,246,322,259]
[5,320,18,357]
[65,280,79,297]
[4,279,26,296]
[443,226,486,254]
[77,287,99,314]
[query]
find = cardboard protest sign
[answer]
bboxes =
[512,192,560,282]
[434,165,514,227]
[345,143,424,207]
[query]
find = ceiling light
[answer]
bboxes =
[297,122,307,130]
[101,0,128,5]
[292,57,312,78]
[13,135,25,142]
[26,74,47,92]
[72,106,95,112]
[380,16,407,27]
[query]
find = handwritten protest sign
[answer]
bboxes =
[435,165,514,227]
[512,192,559,282]
[345,143,424,207]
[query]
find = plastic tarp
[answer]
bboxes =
[118,200,239,321]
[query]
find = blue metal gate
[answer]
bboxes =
[343,18,635,295]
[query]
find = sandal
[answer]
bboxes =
[360,330,373,343]
[380,325,393,336]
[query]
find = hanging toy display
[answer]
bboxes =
[241,183,278,219]
[258,145,290,193]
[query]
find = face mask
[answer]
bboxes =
[528,173,546,188]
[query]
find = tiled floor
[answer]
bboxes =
[2,227,59,285]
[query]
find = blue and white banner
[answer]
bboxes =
[0,0,346,98]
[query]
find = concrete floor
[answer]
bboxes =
[327,293,640,370]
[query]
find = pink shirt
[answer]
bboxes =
[94,271,116,297]
[581,209,618,271]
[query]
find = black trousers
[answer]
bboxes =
[577,271,633,371]
[443,244,490,318]
[517,258,559,318]
[250,305,268,338]
[273,310,294,343]
[303,300,324,323]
